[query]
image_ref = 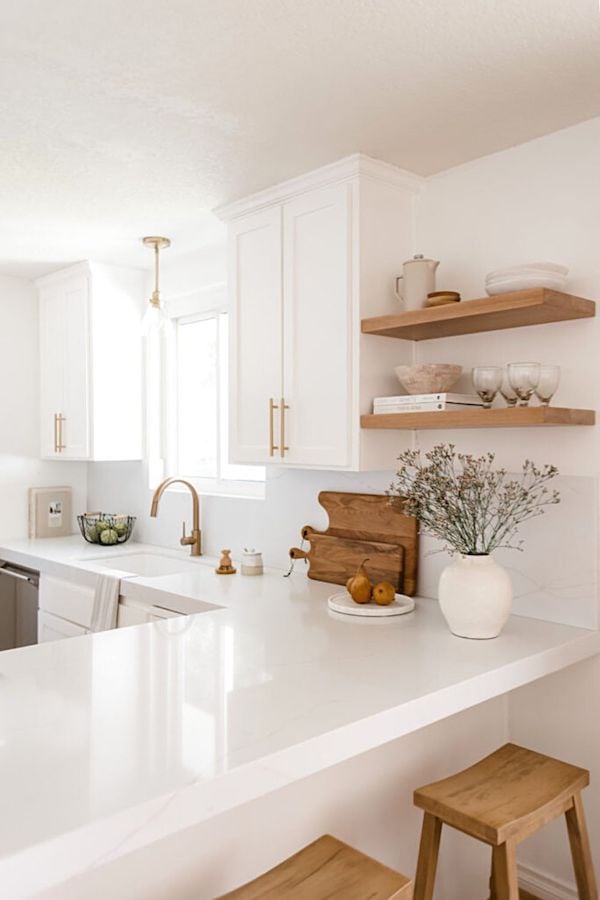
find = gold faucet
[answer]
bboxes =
[150,478,202,556]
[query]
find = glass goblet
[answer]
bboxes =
[472,366,503,409]
[507,362,540,407]
[535,365,560,406]
[499,370,518,407]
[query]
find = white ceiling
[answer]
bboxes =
[2,0,600,278]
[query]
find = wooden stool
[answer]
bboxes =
[218,834,412,899]
[413,743,598,900]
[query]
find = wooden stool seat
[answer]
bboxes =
[413,743,598,900]
[414,742,589,845]
[218,834,412,899]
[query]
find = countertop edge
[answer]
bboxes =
[3,626,599,896]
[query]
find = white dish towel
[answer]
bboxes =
[91,574,120,632]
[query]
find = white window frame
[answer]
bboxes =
[147,282,265,499]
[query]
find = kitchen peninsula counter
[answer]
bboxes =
[0,537,598,896]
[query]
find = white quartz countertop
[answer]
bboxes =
[0,536,599,896]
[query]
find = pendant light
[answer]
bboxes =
[141,236,171,335]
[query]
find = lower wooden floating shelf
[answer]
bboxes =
[361,406,596,430]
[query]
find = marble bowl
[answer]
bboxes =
[394,364,462,395]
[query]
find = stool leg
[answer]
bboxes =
[413,813,442,900]
[491,842,518,900]
[565,792,598,900]
[489,851,497,900]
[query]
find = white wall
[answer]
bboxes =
[86,119,600,894]
[0,274,86,540]
[412,118,600,891]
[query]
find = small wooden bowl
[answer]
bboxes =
[427,291,461,307]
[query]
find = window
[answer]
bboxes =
[148,285,265,498]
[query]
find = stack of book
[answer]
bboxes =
[372,392,484,414]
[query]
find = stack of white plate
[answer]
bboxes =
[485,262,568,296]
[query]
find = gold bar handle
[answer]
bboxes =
[280,397,289,458]
[56,413,66,452]
[269,398,279,457]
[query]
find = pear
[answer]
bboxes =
[347,558,372,604]
[372,581,396,606]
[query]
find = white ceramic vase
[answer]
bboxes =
[438,554,512,639]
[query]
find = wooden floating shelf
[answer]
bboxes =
[361,406,596,430]
[361,289,595,341]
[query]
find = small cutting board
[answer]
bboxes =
[318,492,418,595]
[290,530,405,590]
[289,491,418,595]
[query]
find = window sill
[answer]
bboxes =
[150,476,266,501]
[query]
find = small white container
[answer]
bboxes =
[241,548,263,576]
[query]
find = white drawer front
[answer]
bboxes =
[117,601,182,628]
[38,610,88,643]
[39,575,96,629]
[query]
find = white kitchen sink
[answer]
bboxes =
[88,552,204,578]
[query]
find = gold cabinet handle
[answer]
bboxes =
[54,413,66,453]
[269,398,279,457]
[280,397,289,458]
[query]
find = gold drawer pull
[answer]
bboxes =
[54,413,66,453]
[280,397,289,458]
[269,398,279,457]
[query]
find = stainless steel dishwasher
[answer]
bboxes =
[0,562,39,650]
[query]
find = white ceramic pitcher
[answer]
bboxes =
[394,254,440,310]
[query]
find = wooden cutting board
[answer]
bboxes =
[290,530,405,590]
[289,491,419,595]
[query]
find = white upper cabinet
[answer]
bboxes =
[37,262,144,461]
[217,154,423,471]
[228,207,283,464]
[282,183,352,467]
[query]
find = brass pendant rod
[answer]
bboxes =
[142,236,171,309]
[154,241,160,307]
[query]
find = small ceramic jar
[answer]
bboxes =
[241,548,263,576]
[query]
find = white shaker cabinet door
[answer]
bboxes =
[39,272,90,459]
[282,183,353,467]
[228,207,283,463]
[39,287,66,457]
[38,610,88,643]
[61,274,91,459]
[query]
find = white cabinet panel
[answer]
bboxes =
[38,262,143,461]
[62,274,91,459]
[39,287,66,458]
[38,610,88,643]
[117,602,147,628]
[39,575,95,629]
[117,600,182,628]
[229,208,282,463]
[282,184,352,467]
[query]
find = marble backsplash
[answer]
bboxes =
[88,462,599,630]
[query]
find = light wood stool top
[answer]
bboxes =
[413,743,597,900]
[414,742,589,845]
[218,834,412,899]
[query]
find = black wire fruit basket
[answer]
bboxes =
[77,513,136,546]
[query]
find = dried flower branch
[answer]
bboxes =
[388,443,560,556]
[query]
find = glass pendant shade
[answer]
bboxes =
[141,300,168,336]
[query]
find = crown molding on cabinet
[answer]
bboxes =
[35,261,91,287]
[214,153,424,221]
